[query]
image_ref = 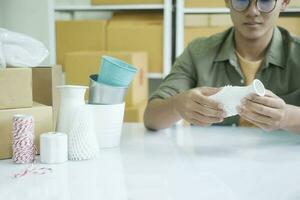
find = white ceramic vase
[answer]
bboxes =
[56,85,87,134]
[87,103,125,148]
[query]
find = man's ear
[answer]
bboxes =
[224,0,230,8]
[281,0,290,11]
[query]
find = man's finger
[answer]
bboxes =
[241,99,283,119]
[245,95,285,109]
[190,101,225,118]
[237,106,274,126]
[192,111,223,124]
[192,92,223,110]
[200,87,221,96]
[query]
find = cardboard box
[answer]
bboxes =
[185,14,209,27]
[184,14,232,46]
[55,20,107,69]
[0,103,53,159]
[185,14,232,27]
[64,51,148,107]
[210,14,232,27]
[124,101,147,122]
[0,68,33,110]
[185,27,229,46]
[107,13,163,73]
[185,0,226,8]
[32,65,63,128]
[92,0,163,5]
[277,17,300,36]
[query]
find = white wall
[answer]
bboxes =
[0,0,55,65]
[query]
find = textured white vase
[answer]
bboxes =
[56,85,87,134]
[68,105,99,160]
[209,79,266,117]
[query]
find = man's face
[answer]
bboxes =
[226,0,289,40]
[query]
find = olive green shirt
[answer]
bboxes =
[150,26,300,126]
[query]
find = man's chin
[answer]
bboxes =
[239,29,266,41]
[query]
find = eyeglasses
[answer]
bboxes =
[230,0,277,13]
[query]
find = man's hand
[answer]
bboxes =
[237,90,287,131]
[172,87,226,126]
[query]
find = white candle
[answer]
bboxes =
[40,132,68,164]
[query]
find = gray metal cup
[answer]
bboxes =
[89,74,127,105]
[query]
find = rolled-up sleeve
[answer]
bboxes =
[149,44,197,101]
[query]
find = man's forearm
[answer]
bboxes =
[282,104,300,133]
[143,97,182,130]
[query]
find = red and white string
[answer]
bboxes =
[11,115,52,178]
[13,163,52,178]
[12,115,35,164]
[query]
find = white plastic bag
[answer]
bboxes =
[0,28,49,68]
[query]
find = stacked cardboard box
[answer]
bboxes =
[0,68,33,109]
[92,0,163,4]
[107,13,163,73]
[0,67,57,159]
[185,0,226,8]
[32,65,63,128]
[64,51,148,122]
[55,13,163,73]
[55,20,107,70]
[0,103,53,159]
[185,14,232,46]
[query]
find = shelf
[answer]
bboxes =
[183,7,300,14]
[148,73,164,79]
[55,4,164,12]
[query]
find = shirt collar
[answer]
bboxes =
[214,27,236,63]
[264,27,286,69]
[214,26,286,69]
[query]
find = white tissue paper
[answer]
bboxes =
[209,79,266,117]
[0,28,49,68]
[40,132,68,164]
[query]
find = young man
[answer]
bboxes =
[144,0,300,132]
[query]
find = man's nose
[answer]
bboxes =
[245,0,261,16]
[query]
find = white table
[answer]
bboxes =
[1,123,300,200]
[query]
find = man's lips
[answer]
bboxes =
[244,22,263,26]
